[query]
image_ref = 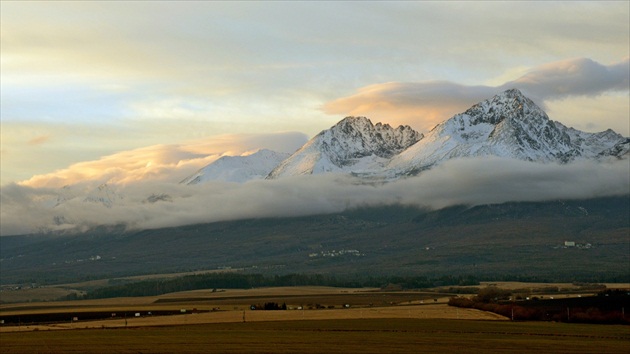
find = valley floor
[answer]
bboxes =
[1,318,628,354]
[1,286,628,353]
[0,302,505,333]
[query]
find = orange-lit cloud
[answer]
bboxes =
[19,132,308,188]
[323,81,497,132]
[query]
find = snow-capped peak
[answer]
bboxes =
[386,89,626,177]
[461,88,548,126]
[267,116,422,179]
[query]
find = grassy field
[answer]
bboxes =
[1,319,628,353]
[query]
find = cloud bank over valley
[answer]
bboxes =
[1,157,627,236]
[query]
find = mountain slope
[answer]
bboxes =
[2,196,628,284]
[267,117,422,178]
[181,149,290,184]
[386,89,625,177]
[597,138,630,159]
[266,89,626,180]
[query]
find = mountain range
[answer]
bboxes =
[2,89,628,284]
[8,88,629,234]
[187,89,628,183]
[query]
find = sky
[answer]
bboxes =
[1,1,629,187]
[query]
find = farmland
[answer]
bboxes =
[1,286,492,328]
[1,318,628,353]
[1,285,629,353]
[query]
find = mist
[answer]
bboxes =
[1,156,627,236]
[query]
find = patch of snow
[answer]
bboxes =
[181,149,291,184]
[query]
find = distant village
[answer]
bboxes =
[52,255,106,266]
[555,241,593,249]
[308,249,364,258]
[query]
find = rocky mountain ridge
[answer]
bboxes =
[265,89,626,180]
[266,116,422,179]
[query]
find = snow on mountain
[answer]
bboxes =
[267,117,422,179]
[181,149,291,184]
[43,183,123,230]
[83,183,124,208]
[35,90,628,212]
[266,89,625,180]
[596,138,630,159]
[554,122,626,158]
[10,89,627,235]
[386,89,626,177]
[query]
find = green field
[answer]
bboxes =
[1,319,628,353]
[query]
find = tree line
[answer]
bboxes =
[448,288,629,324]
[67,273,479,300]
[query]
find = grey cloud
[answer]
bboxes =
[1,157,627,236]
[503,58,630,103]
[323,81,497,113]
[324,58,630,122]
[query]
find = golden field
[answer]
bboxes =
[1,286,629,353]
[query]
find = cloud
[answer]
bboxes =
[386,157,629,209]
[19,132,308,188]
[323,58,630,133]
[323,81,499,131]
[543,95,630,135]
[2,157,627,236]
[505,57,629,102]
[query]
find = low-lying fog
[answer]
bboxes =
[1,157,628,236]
